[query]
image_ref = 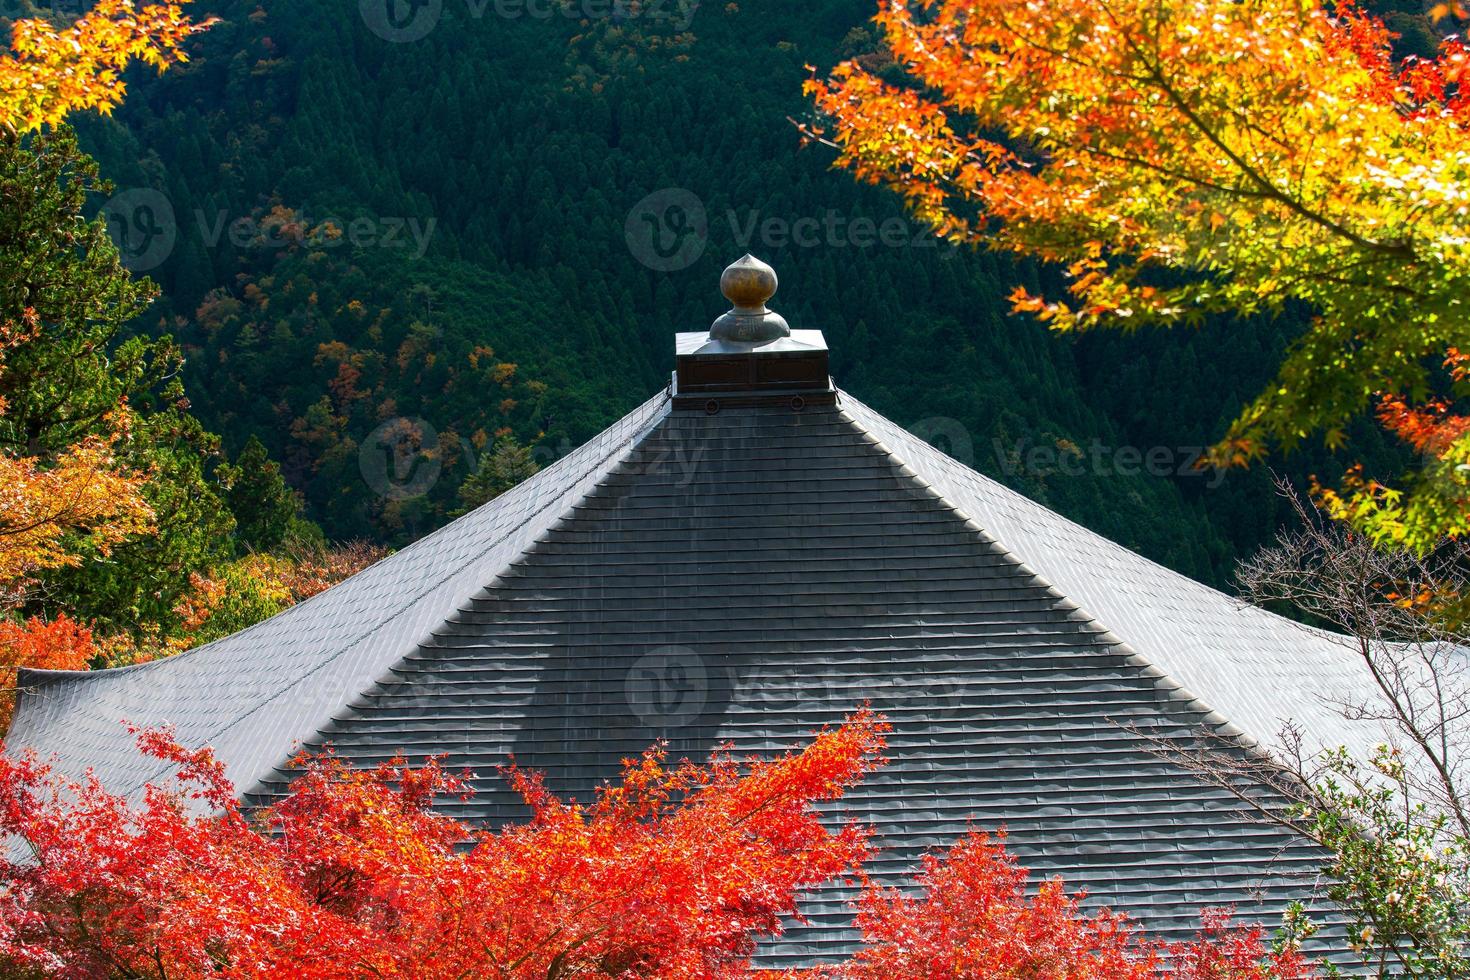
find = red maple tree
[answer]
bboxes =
[0,712,888,978]
[780,832,1315,980]
[0,712,1314,978]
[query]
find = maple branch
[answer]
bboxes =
[1083,0,1417,260]
[1144,61,1411,258]
[1071,142,1281,200]
[0,463,106,539]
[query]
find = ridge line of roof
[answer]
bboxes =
[856,396,1349,649]
[95,394,675,802]
[12,418,600,692]
[834,394,1285,752]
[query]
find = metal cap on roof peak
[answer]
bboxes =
[670,255,835,411]
[710,254,790,343]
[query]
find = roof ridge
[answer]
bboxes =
[830,400,1248,741]
[833,391,1378,759]
[299,415,695,758]
[7,392,673,799]
[225,394,672,799]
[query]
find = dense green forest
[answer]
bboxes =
[38,0,1413,587]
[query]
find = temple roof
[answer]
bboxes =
[8,257,1390,964]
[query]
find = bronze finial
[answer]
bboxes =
[710,254,791,343]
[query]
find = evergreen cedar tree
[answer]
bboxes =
[0,123,159,612]
[0,712,1313,979]
[0,123,153,706]
[0,63,380,703]
[806,0,1470,551]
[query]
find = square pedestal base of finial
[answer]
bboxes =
[671,329,836,412]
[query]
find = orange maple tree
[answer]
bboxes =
[0,713,1312,978]
[0,311,153,607]
[0,430,155,599]
[0,612,94,730]
[806,0,1470,549]
[0,1,213,133]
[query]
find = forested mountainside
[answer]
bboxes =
[51,0,1410,586]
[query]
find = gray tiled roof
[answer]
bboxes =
[9,390,1388,964]
[8,393,669,802]
[841,396,1382,763]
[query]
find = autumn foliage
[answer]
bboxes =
[0,613,94,729]
[0,430,155,600]
[786,832,1315,980]
[170,541,388,651]
[0,307,153,608]
[0,712,1313,979]
[0,712,889,977]
[1314,349,1470,546]
[0,1,213,133]
[807,0,1470,548]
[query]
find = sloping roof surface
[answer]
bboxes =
[7,394,669,800]
[841,396,1381,762]
[9,390,1386,964]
